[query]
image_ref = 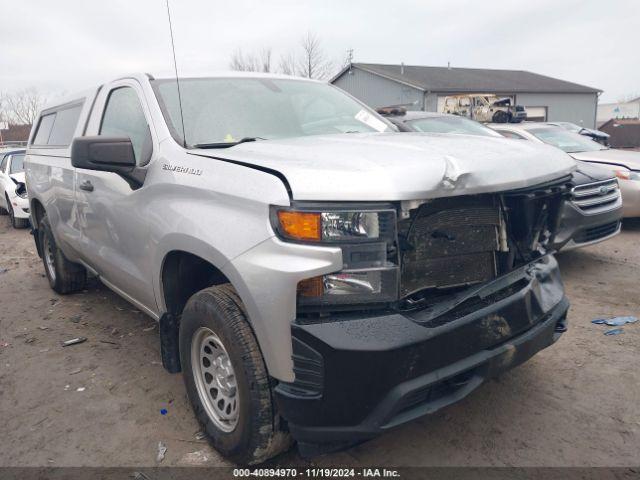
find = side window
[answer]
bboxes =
[31,103,83,147]
[33,113,56,145]
[100,87,152,166]
[0,155,8,173]
[48,104,83,146]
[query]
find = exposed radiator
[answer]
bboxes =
[400,197,500,297]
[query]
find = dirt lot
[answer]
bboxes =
[1,216,639,468]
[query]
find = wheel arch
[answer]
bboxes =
[154,236,265,375]
[30,197,46,229]
[160,249,233,317]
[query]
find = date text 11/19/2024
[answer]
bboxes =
[233,468,401,478]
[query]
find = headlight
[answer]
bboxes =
[614,168,640,181]
[274,210,382,242]
[321,211,380,241]
[15,182,27,199]
[272,205,399,311]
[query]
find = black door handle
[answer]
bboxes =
[79,180,94,192]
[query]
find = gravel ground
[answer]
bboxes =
[0,216,639,467]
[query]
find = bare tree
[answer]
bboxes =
[2,88,45,125]
[229,48,255,72]
[278,52,298,76]
[229,33,337,78]
[297,32,333,80]
[258,48,272,73]
[229,48,273,73]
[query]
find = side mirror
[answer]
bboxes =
[71,136,146,189]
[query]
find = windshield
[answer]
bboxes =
[555,122,581,132]
[406,116,501,137]
[152,77,391,147]
[528,127,606,153]
[9,154,25,174]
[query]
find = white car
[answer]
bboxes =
[490,122,640,217]
[0,148,30,228]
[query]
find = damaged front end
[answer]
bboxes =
[398,176,568,310]
[273,177,572,455]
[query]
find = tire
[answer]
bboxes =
[492,110,510,123]
[180,284,291,465]
[39,215,87,294]
[6,196,29,229]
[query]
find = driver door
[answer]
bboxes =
[75,81,158,314]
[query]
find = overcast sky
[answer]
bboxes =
[1,0,638,102]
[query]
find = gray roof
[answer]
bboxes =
[334,63,601,94]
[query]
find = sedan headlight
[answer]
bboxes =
[272,205,399,311]
[614,168,640,181]
[15,182,27,199]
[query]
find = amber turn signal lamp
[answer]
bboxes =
[297,276,324,297]
[277,211,321,241]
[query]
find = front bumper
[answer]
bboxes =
[619,179,640,217]
[511,110,527,122]
[8,194,30,219]
[275,255,568,450]
[553,200,622,250]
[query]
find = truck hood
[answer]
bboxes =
[194,133,577,201]
[570,148,640,171]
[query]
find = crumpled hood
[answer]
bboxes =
[570,148,640,171]
[9,172,25,184]
[195,132,577,201]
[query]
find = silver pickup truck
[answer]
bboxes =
[25,73,576,464]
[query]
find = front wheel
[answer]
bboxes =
[6,195,29,228]
[492,110,510,123]
[179,285,291,465]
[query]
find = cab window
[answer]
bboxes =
[100,87,152,165]
[33,113,56,145]
[32,103,83,147]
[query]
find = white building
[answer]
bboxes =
[597,97,640,126]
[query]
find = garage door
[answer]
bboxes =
[525,106,548,122]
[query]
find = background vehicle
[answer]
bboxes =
[0,148,29,228]
[546,121,610,146]
[442,94,527,123]
[379,110,504,136]
[379,110,621,250]
[491,122,640,217]
[26,73,574,464]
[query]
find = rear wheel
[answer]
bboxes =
[39,215,87,294]
[6,196,29,229]
[179,285,291,465]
